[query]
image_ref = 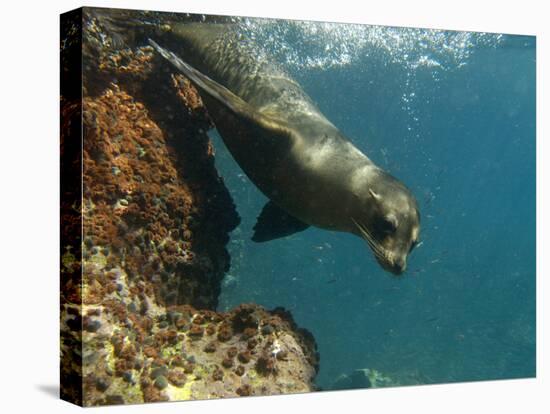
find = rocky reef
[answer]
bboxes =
[60,8,319,406]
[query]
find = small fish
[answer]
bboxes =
[424,193,436,205]
[327,279,337,284]
[430,258,440,264]
[426,317,439,323]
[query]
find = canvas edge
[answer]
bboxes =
[60,6,84,407]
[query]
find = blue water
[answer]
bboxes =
[212,22,536,389]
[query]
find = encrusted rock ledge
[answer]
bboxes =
[60,9,319,406]
[76,303,318,404]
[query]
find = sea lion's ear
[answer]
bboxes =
[369,188,381,201]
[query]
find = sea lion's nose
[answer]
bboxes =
[392,258,407,275]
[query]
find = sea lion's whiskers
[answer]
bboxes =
[352,218,386,260]
[365,230,386,260]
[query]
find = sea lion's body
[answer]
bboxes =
[151,23,421,274]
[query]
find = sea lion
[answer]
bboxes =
[149,23,420,275]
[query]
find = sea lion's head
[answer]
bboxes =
[351,170,420,275]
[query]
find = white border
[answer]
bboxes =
[0,0,546,413]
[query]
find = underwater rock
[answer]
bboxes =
[61,9,319,406]
[80,82,236,309]
[76,301,318,405]
[329,368,398,391]
[66,83,319,406]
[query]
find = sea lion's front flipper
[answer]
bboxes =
[252,201,309,242]
[148,39,296,150]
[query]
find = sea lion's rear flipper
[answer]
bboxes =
[148,39,296,150]
[252,201,309,242]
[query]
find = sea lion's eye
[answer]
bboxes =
[381,215,398,233]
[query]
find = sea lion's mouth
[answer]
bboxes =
[352,218,399,273]
[376,255,406,275]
